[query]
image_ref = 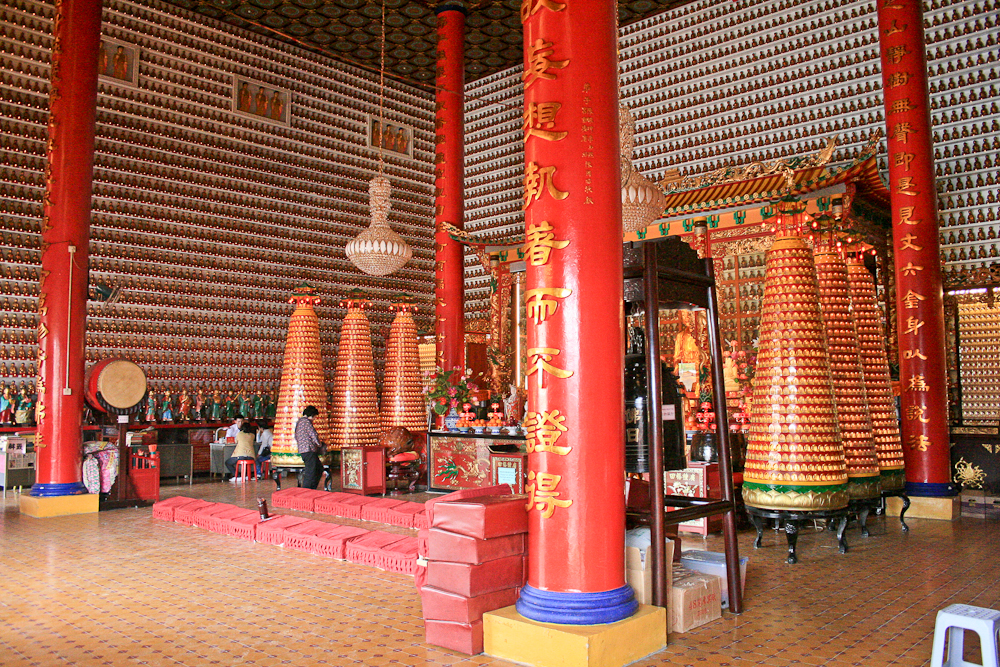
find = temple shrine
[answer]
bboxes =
[0,0,997,665]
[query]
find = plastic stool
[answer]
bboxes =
[235,459,257,482]
[930,604,1000,667]
[259,459,271,479]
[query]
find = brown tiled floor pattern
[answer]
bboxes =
[1,478,997,667]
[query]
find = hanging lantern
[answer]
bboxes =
[344,1,411,277]
[272,283,333,467]
[619,105,665,235]
[345,175,412,276]
[777,196,807,237]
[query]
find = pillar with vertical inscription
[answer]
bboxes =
[877,0,953,496]
[516,0,636,624]
[30,0,103,499]
[433,4,467,374]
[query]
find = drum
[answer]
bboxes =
[85,358,147,413]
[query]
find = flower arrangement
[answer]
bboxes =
[424,366,478,416]
[723,340,758,428]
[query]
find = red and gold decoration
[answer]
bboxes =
[517,0,636,625]
[433,4,466,373]
[272,284,332,466]
[31,0,104,499]
[380,302,425,432]
[846,258,907,490]
[877,0,952,495]
[813,237,881,500]
[744,201,849,511]
[329,296,380,449]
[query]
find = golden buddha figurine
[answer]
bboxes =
[673,309,706,398]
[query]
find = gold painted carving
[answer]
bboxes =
[953,457,986,489]
[742,486,850,511]
[713,236,775,258]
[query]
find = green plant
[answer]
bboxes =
[423,366,476,415]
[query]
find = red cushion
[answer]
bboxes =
[390,451,419,463]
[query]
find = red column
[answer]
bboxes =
[877,0,953,496]
[433,4,466,374]
[516,0,635,624]
[32,0,103,496]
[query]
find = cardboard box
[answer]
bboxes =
[625,539,673,606]
[961,490,987,518]
[679,550,748,609]
[669,566,721,633]
[985,495,1000,518]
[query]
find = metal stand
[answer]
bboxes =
[878,488,911,532]
[747,506,849,564]
[847,497,881,537]
[100,397,154,510]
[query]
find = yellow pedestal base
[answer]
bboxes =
[19,493,99,518]
[887,495,959,521]
[484,604,666,667]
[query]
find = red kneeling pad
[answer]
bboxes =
[420,585,519,624]
[423,619,483,655]
[430,495,528,540]
[425,554,525,597]
[426,528,526,564]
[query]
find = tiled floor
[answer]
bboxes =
[1,479,997,667]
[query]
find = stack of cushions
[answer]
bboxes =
[415,485,528,655]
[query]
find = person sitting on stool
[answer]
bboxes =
[295,406,326,489]
[256,419,273,477]
[226,421,258,482]
[224,414,244,442]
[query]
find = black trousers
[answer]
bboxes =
[225,456,254,477]
[301,451,322,489]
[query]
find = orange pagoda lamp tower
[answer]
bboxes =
[381,302,425,432]
[846,256,907,491]
[329,296,380,448]
[813,230,881,500]
[743,200,849,511]
[272,283,332,467]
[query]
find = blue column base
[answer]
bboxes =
[905,481,959,497]
[29,482,89,497]
[516,583,638,625]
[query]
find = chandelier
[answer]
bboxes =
[345,0,412,277]
[619,105,666,235]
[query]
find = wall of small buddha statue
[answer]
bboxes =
[461,0,998,337]
[0,0,438,408]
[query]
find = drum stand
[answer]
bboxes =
[99,392,154,510]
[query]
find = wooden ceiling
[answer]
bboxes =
[161,0,693,88]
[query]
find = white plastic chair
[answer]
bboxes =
[930,604,1000,667]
